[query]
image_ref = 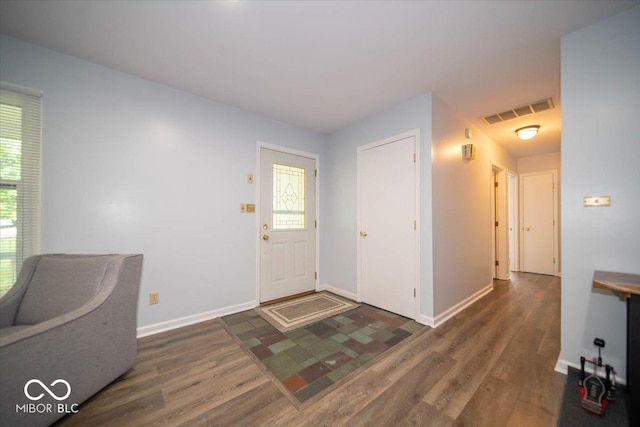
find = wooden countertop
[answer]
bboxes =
[593,270,640,297]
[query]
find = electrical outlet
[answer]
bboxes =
[149,292,159,305]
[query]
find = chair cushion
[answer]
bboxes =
[15,256,112,325]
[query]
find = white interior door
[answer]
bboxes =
[521,172,555,275]
[508,173,518,272]
[358,135,416,319]
[260,148,316,302]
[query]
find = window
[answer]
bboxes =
[272,163,306,230]
[0,84,41,297]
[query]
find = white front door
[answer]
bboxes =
[260,148,316,302]
[521,171,555,275]
[358,134,417,319]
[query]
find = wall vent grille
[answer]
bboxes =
[482,98,554,125]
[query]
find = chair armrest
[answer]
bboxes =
[0,256,40,328]
[0,254,143,427]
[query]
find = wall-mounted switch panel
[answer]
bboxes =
[584,196,611,207]
[149,292,159,305]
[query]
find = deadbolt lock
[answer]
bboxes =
[263,224,268,230]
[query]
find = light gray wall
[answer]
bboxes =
[560,6,640,380]
[431,96,516,315]
[323,94,435,317]
[517,152,562,272]
[0,35,326,328]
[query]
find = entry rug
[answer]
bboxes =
[557,367,629,427]
[256,292,359,332]
[221,300,425,406]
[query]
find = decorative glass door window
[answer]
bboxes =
[273,164,305,230]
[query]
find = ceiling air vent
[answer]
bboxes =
[482,98,555,125]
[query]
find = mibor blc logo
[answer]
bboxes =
[16,379,79,415]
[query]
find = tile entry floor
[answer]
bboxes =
[221,302,424,403]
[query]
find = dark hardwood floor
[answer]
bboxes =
[56,272,563,426]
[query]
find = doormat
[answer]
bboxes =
[220,301,426,407]
[256,292,359,333]
[557,367,629,427]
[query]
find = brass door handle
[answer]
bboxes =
[524,227,531,231]
[360,231,368,237]
[262,234,269,241]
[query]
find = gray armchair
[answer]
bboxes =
[0,254,143,427]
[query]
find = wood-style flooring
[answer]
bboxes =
[56,272,564,426]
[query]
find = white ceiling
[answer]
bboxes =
[1,0,637,158]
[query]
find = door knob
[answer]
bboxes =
[524,227,531,231]
[262,234,269,241]
[360,231,368,237]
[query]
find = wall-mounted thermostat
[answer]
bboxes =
[583,196,611,207]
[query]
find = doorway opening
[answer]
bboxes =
[491,163,509,280]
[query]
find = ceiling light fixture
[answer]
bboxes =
[515,125,540,140]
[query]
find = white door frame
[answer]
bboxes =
[507,170,519,272]
[356,129,421,321]
[255,141,320,303]
[490,162,509,280]
[519,170,559,276]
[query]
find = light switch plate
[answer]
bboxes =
[583,196,611,207]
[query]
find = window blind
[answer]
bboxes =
[0,83,42,296]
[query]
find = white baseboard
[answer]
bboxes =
[318,284,357,301]
[426,283,494,329]
[418,314,434,327]
[136,300,257,338]
[554,357,626,385]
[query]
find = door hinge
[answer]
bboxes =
[315,169,317,177]
[413,153,416,163]
[553,258,556,264]
[315,272,318,280]
[495,221,499,227]
[315,220,317,229]
[495,260,499,266]
[414,220,416,230]
[495,181,498,187]
[414,288,416,298]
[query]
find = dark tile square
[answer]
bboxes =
[392,328,412,339]
[295,376,334,402]
[306,322,334,337]
[342,338,368,354]
[385,335,405,346]
[298,361,332,384]
[251,344,274,360]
